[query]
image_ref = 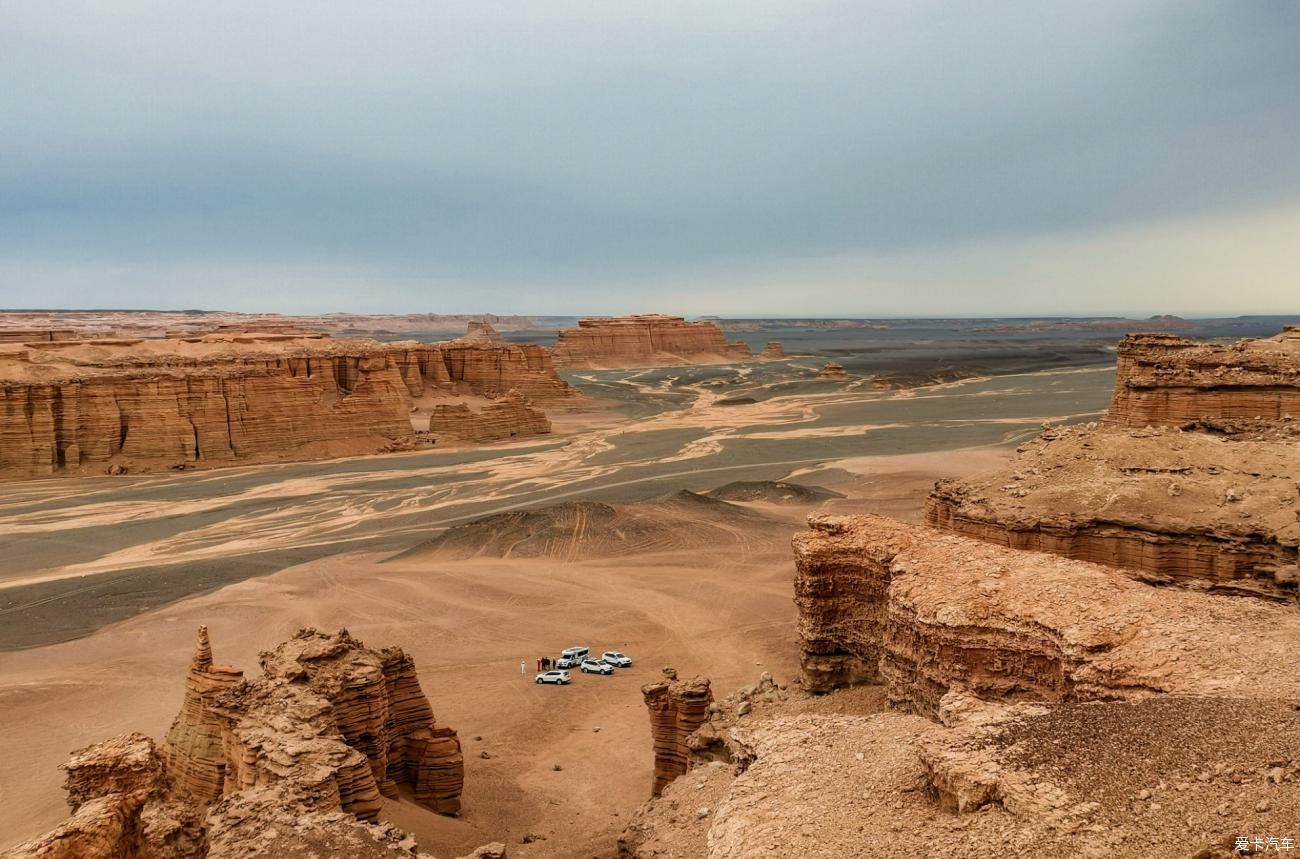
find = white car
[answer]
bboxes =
[580,658,614,675]
[602,651,632,667]
[535,670,571,685]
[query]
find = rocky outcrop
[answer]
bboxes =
[760,341,785,359]
[622,696,1300,859]
[641,670,713,797]
[551,315,776,369]
[794,514,1300,714]
[925,421,1300,599]
[402,323,574,404]
[7,628,463,859]
[427,390,551,443]
[815,361,849,381]
[165,626,245,804]
[0,326,574,479]
[1107,327,1300,426]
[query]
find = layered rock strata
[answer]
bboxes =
[794,514,1300,713]
[641,670,713,797]
[1108,327,1300,426]
[427,390,551,443]
[925,421,1300,598]
[0,325,574,478]
[6,628,464,859]
[550,315,781,369]
[760,341,785,359]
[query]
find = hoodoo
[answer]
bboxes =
[8,628,464,859]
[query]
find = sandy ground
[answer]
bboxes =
[0,445,1007,858]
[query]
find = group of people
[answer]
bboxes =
[536,656,556,671]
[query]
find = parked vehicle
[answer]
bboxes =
[561,646,589,663]
[602,651,632,667]
[580,658,614,675]
[535,670,571,685]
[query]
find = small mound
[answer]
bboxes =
[394,492,771,562]
[705,480,844,505]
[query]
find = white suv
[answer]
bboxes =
[536,670,571,685]
[580,658,614,675]
[602,651,632,667]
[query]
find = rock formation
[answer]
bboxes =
[794,514,1300,712]
[164,626,245,804]
[641,670,713,797]
[815,361,849,381]
[550,315,782,369]
[925,421,1300,598]
[622,693,1300,858]
[1107,327,1300,426]
[427,390,551,443]
[760,341,785,359]
[0,325,575,479]
[7,628,463,859]
[403,323,574,404]
[924,326,1300,599]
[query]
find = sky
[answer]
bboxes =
[1,1,1298,317]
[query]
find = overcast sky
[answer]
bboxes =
[2,1,1297,316]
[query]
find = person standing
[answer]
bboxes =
[520,660,526,674]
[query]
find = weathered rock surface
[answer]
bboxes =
[623,696,1300,858]
[6,628,462,859]
[759,341,785,359]
[1108,327,1300,426]
[551,315,777,369]
[0,325,574,479]
[794,514,1300,712]
[925,421,1300,598]
[642,670,713,797]
[815,361,849,381]
[427,390,551,443]
[0,328,81,343]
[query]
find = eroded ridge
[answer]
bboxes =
[925,421,1300,599]
[793,514,1300,712]
[1108,327,1300,426]
[550,314,782,369]
[6,627,465,859]
[0,323,574,478]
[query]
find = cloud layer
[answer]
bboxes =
[2,1,1298,314]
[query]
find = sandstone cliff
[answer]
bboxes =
[794,514,1300,711]
[6,627,464,859]
[0,325,574,479]
[1107,327,1300,426]
[550,315,780,369]
[925,421,1300,599]
[427,390,551,443]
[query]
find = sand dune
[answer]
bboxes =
[395,490,773,562]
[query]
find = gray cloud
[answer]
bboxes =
[1,1,1298,312]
